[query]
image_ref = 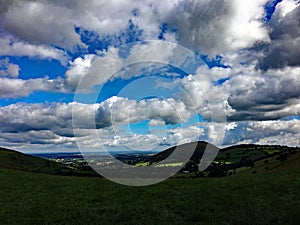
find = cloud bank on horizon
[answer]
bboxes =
[0,0,299,152]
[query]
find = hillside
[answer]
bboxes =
[0,144,299,224]
[144,141,218,164]
[136,141,300,177]
[0,161,299,225]
[231,149,300,176]
[1,143,299,178]
[0,147,97,176]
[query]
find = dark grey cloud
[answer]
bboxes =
[226,68,300,121]
[223,120,300,146]
[166,0,269,56]
[257,3,300,70]
[0,0,270,56]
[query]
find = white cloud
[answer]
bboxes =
[0,57,20,77]
[0,76,67,98]
[224,119,300,147]
[1,0,271,57]
[65,48,126,90]
[226,66,300,120]
[149,118,166,126]
[275,0,298,18]
[0,0,299,152]
[162,125,205,146]
[166,0,270,55]
[175,68,234,122]
[96,96,191,128]
[0,35,68,64]
[1,0,172,50]
[2,1,83,51]
[226,0,270,50]
[0,102,299,152]
[257,0,300,70]
[65,41,180,90]
[65,54,95,90]
[0,102,99,137]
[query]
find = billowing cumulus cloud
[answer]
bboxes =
[166,0,270,55]
[226,66,300,121]
[0,0,173,51]
[65,49,123,90]
[1,101,299,152]
[175,69,233,122]
[1,0,84,51]
[96,96,191,128]
[65,41,180,90]
[224,119,300,147]
[0,0,299,152]
[1,0,270,56]
[257,0,300,70]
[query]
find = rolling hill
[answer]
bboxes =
[0,147,97,176]
[0,150,299,225]
[1,142,299,178]
[144,141,217,164]
[135,141,300,176]
[0,144,299,224]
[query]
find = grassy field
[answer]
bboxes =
[1,157,299,225]
[0,146,299,224]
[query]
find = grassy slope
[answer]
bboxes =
[233,150,300,175]
[0,147,97,176]
[139,141,214,165]
[138,142,296,166]
[0,153,299,225]
[0,147,64,173]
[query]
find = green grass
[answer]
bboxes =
[216,148,267,163]
[1,164,299,225]
[0,146,299,224]
[154,162,184,167]
[230,151,300,176]
[0,147,97,176]
[0,147,64,173]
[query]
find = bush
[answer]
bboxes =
[182,160,199,173]
[276,153,288,163]
[208,166,227,177]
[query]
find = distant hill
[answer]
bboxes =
[145,141,218,164]
[0,145,299,224]
[0,147,98,176]
[1,142,299,178]
[143,142,297,164]
[136,141,300,177]
[229,148,300,176]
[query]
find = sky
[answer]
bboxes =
[0,0,299,153]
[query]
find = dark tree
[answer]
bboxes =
[240,157,254,168]
[208,165,227,177]
[276,153,288,163]
[182,160,199,173]
[226,152,231,159]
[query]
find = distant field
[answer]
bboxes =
[1,154,299,225]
